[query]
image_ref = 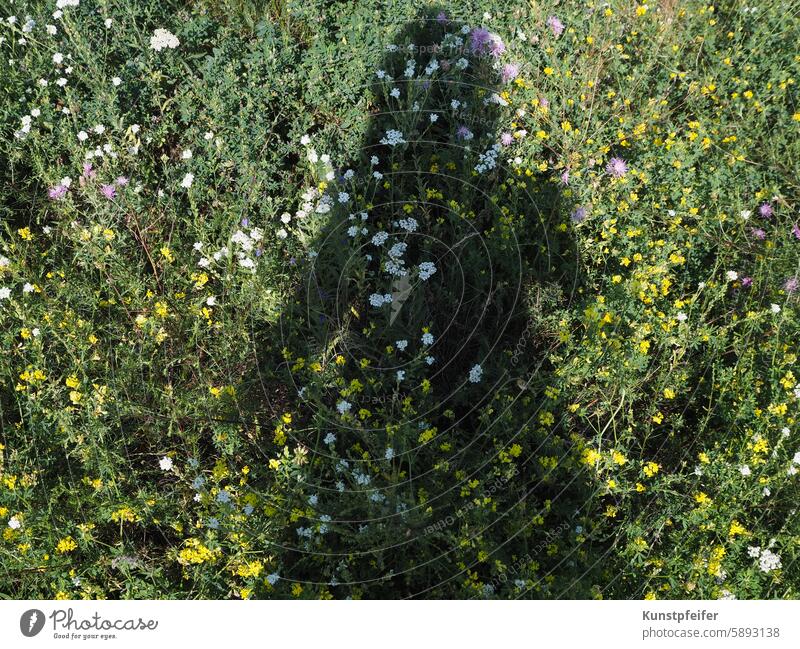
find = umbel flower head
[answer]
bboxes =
[150,28,180,52]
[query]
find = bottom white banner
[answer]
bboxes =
[1,600,798,648]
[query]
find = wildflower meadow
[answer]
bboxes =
[2,0,800,604]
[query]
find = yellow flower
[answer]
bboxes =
[694,492,711,506]
[729,520,748,537]
[65,375,80,389]
[56,536,78,554]
[643,461,660,478]
[663,388,675,399]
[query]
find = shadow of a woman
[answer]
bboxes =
[238,8,593,599]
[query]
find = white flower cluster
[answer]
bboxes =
[371,231,389,246]
[418,261,437,281]
[380,129,406,147]
[475,143,501,174]
[398,217,418,232]
[150,28,180,52]
[468,364,483,383]
[369,293,393,307]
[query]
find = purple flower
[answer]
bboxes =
[469,27,492,54]
[759,202,773,218]
[115,175,129,186]
[571,206,588,223]
[792,224,800,240]
[784,277,799,294]
[751,227,766,240]
[489,35,506,58]
[741,276,753,287]
[436,11,448,24]
[82,162,96,179]
[546,16,565,37]
[100,184,116,200]
[502,63,520,84]
[456,125,472,140]
[560,170,570,185]
[48,184,68,200]
[469,28,505,57]
[500,132,514,146]
[606,157,628,178]
[539,96,550,108]
[241,218,249,227]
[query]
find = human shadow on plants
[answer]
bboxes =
[226,8,601,599]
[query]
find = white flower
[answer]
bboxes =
[112,76,121,86]
[0,287,11,300]
[206,296,216,306]
[396,370,405,381]
[104,18,112,28]
[150,28,180,51]
[468,364,483,383]
[793,451,800,465]
[300,134,311,146]
[159,456,173,471]
[758,549,781,573]
[380,129,406,146]
[747,545,761,558]
[677,311,688,322]
[8,516,21,530]
[725,270,738,281]
[739,465,751,476]
[371,231,389,246]
[418,261,437,280]
[52,52,63,64]
[181,173,194,188]
[23,283,34,293]
[181,149,192,159]
[369,293,392,307]
[276,228,288,240]
[47,24,57,35]
[385,448,395,460]
[771,303,781,314]
[0,256,9,268]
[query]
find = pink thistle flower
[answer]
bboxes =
[784,277,799,294]
[560,170,570,185]
[606,157,627,178]
[500,132,513,146]
[546,16,565,37]
[741,277,753,287]
[759,202,773,218]
[48,185,68,200]
[502,63,520,83]
[792,224,800,240]
[100,184,116,200]
[115,176,129,186]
